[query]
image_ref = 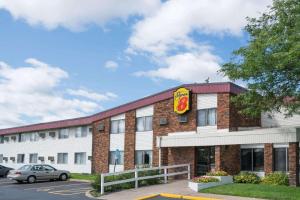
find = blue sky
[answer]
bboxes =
[0,0,272,128]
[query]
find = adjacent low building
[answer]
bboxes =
[0,82,299,185]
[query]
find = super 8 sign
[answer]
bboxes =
[173,87,191,114]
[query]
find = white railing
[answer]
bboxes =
[100,163,191,195]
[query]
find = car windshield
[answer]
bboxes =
[18,165,31,170]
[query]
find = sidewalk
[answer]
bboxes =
[97,180,264,200]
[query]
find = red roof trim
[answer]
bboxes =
[0,82,245,135]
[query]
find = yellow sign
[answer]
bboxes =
[173,87,191,114]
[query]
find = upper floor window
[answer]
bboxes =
[274,147,288,172]
[136,116,153,132]
[197,108,217,126]
[17,154,25,164]
[111,119,125,134]
[29,153,38,163]
[241,148,264,171]
[58,129,69,139]
[29,133,39,142]
[0,136,4,144]
[19,133,26,142]
[75,126,88,138]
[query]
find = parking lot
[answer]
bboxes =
[0,178,92,200]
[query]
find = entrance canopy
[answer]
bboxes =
[157,127,300,148]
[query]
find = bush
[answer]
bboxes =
[91,169,163,193]
[233,172,260,184]
[206,171,228,176]
[261,172,289,186]
[192,176,219,183]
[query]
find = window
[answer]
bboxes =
[109,151,124,165]
[31,165,43,171]
[19,133,26,142]
[0,136,3,144]
[43,165,55,171]
[136,116,153,132]
[29,133,39,142]
[74,152,86,165]
[110,119,125,134]
[75,126,88,138]
[135,150,152,166]
[274,148,289,172]
[29,154,38,163]
[57,153,68,164]
[241,148,264,171]
[17,154,25,163]
[58,129,69,139]
[197,108,217,126]
[0,154,3,163]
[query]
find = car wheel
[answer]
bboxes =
[59,173,68,181]
[27,176,36,184]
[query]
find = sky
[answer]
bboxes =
[0,0,272,128]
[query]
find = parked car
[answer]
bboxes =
[0,165,13,177]
[7,164,70,183]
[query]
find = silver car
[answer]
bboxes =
[7,164,70,183]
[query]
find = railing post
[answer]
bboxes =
[187,164,191,180]
[164,167,167,184]
[100,174,104,195]
[135,168,138,189]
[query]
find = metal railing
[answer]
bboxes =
[100,163,191,195]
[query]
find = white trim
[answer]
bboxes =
[240,144,264,149]
[158,127,299,147]
[111,114,125,121]
[273,143,289,148]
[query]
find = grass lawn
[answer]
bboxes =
[201,183,300,200]
[70,173,97,181]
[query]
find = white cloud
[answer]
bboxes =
[104,60,119,71]
[134,51,226,83]
[129,0,271,56]
[0,59,116,128]
[0,0,161,31]
[67,89,117,102]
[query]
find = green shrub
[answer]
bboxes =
[206,171,228,176]
[261,172,289,186]
[192,176,219,183]
[233,172,260,184]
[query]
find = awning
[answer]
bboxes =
[157,127,300,147]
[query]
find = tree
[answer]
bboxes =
[221,0,300,117]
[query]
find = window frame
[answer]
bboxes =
[135,150,152,166]
[0,154,3,163]
[17,154,25,164]
[58,129,69,139]
[29,153,38,164]
[57,153,68,164]
[241,148,264,172]
[74,152,86,165]
[136,116,153,132]
[109,151,124,165]
[274,147,289,172]
[197,108,217,127]
[110,119,125,134]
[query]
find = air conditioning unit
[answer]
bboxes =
[10,157,15,161]
[49,132,56,138]
[38,156,45,161]
[3,157,8,162]
[159,118,168,125]
[88,156,92,161]
[178,115,188,123]
[11,136,17,141]
[98,123,105,131]
[48,156,55,161]
[39,132,46,138]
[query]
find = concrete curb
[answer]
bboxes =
[85,190,104,200]
[70,178,93,183]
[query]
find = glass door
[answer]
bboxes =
[196,146,215,176]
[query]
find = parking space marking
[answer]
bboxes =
[23,182,88,190]
[47,187,90,195]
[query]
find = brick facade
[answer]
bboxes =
[264,143,273,174]
[124,110,136,170]
[215,145,240,175]
[92,118,110,173]
[289,142,299,186]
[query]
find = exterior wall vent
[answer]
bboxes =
[178,115,188,123]
[159,118,168,125]
[38,156,45,161]
[3,157,8,162]
[48,156,54,161]
[49,132,56,138]
[88,156,92,160]
[10,157,15,161]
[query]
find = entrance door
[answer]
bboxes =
[196,146,215,176]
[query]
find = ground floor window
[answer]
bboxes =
[0,154,3,163]
[135,150,152,166]
[109,151,124,165]
[74,152,86,165]
[57,153,68,164]
[241,148,264,171]
[196,146,215,176]
[274,147,289,172]
[17,154,25,163]
[29,153,38,163]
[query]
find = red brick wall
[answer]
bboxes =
[152,94,197,167]
[289,142,299,186]
[264,143,273,174]
[124,110,136,170]
[215,145,240,175]
[92,118,110,173]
